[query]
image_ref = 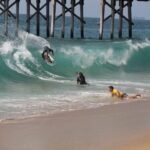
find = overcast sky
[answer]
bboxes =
[18,0,150,20]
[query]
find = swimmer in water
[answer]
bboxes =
[108,86,141,99]
[77,72,87,85]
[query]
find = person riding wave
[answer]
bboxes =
[42,46,54,63]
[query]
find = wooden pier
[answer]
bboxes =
[99,0,134,39]
[0,0,149,39]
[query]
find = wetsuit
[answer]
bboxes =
[77,75,87,85]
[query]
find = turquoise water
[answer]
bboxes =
[0,16,150,120]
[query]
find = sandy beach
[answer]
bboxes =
[0,99,150,150]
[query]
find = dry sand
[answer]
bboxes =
[0,99,150,150]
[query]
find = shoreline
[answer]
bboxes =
[0,97,144,123]
[0,99,150,150]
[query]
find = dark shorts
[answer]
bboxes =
[122,93,128,98]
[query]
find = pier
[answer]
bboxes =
[0,0,149,39]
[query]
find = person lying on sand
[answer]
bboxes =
[41,46,54,63]
[108,86,141,99]
[77,72,87,85]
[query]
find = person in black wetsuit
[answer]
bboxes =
[77,72,87,85]
[41,46,54,63]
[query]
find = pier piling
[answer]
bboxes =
[36,0,40,36]
[128,0,133,38]
[119,0,123,39]
[50,0,56,37]
[99,0,105,40]
[70,0,75,38]
[26,0,52,37]
[80,0,84,38]
[26,0,30,33]
[110,0,115,39]
[16,0,20,36]
[4,0,8,36]
[61,0,66,38]
[99,0,134,39]
[46,0,50,37]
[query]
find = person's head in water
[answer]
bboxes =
[108,86,114,92]
[79,72,84,77]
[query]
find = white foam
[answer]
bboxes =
[61,46,96,68]
[13,46,35,76]
[0,31,54,78]
[0,41,13,55]
[127,39,150,50]
[5,59,23,74]
[37,76,72,83]
[18,31,50,50]
[60,46,128,68]
[60,39,150,68]
[45,71,64,79]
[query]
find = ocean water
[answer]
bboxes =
[0,16,150,120]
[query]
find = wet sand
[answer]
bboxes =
[0,99,150,150]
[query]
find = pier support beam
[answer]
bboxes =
[16,0,20,36]
[61,0,66,38]
[70,0,75,39]
[4,0,9,36]
[119,0,123,39]
[46,0,50,37]
[26,0,52,37]
[110,0,115,39]
[26,0,30,33]
[0,0,20,36]
[53,0,85,38]
[80,0,84,38]
[36,0,40,36]
[128,0,133,39]
[99,0,105,40]
[99,0,134,39]
[50,0,56,37]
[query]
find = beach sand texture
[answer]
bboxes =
[0,99,150,150]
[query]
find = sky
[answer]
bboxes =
[84,0,150,19]
[17,0,150,20]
